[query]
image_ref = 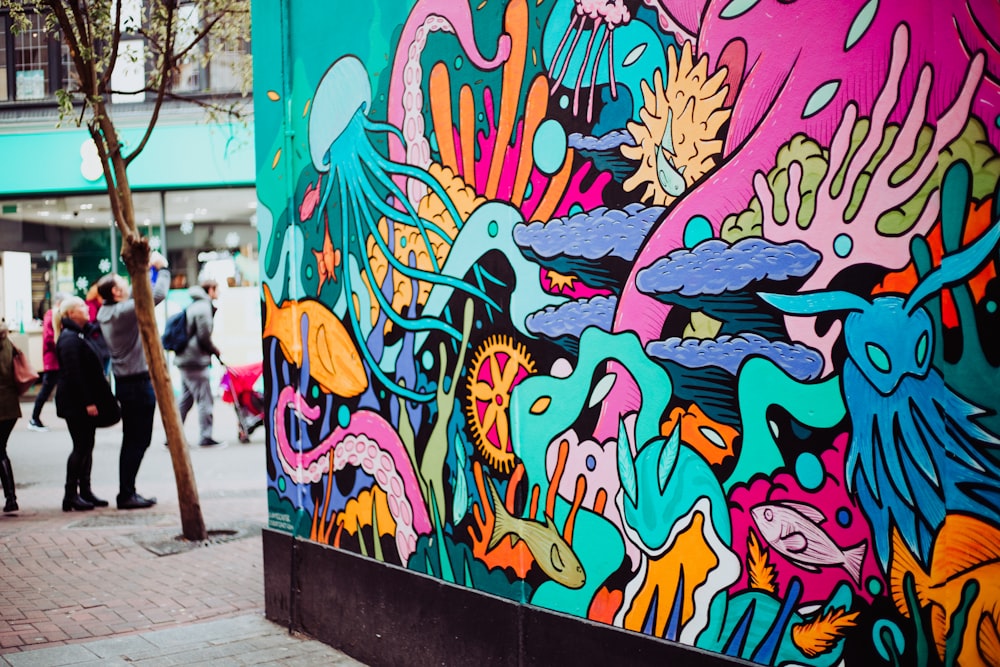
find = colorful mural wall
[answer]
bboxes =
[253,0,1000,664]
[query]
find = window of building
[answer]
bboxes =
[0,6,248,105]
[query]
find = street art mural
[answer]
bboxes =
[254,0,1000,664]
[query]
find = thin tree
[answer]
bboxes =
[2,0,251,540]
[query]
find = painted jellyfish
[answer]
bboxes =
[547,0,631,121]
[307,56,495,403]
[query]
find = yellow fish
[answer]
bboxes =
[487,478,585,589]
[890,514,1000,667]
[262,283,368,398]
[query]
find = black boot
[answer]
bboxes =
[78,454,108,507]
[63,458,94,512]
[63,484,95,512]
[0,456,17,513]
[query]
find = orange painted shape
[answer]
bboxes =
[512,76,549,207]
[429,63,458,173]
[531,149,574,223]
[485,0,528,199]
[622,513,718,636]
[661,404,738,467]
[459,85,477,189]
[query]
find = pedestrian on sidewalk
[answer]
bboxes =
[28,292,68,432]
[0,319,20,514]
[175,279,225,448]
[55,297,114,512]
[97,251,169,511]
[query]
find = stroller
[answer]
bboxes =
[220,362,265,443]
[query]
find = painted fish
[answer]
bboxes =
[486,478,585,589]
[751,501,867,585]
[312,215,341,289]
[890,515,1000,667]
[262,283,367,398]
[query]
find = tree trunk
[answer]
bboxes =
[121,234,207,541]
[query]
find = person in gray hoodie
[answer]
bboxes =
[96,251,169,510]
[173,279,223,447]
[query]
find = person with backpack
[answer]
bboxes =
[95,251,169,510]
[170,279,224,448]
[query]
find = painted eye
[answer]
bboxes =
[915,332,928,366]
[866,343,892,373]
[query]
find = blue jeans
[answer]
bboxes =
[115,373,156,498]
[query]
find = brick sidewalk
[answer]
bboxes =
[0,398,363,665]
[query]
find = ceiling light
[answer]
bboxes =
[38,211,50,217]
[85,217,96,223]
[247,201,258,209]
[80,203,93,210]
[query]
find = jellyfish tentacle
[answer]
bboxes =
[572,18,600,117]
[355,173,444,274]
[374,154,467,234]
[354,188,499,312]
[551,14,585,94]
[548,11,580,82]
[361,116,408,148]
[358,155,454,248]
[607,26,618,98]
[333,177,435,403]
[586,26,610,123]
[348,175,464,340]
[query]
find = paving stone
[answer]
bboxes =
[0,403,365,666]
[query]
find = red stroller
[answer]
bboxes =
[220,362,265,443]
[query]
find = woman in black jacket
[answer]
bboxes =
[55,296,114,511]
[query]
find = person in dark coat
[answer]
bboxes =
[55,297,113,512]
[0,319,21,513]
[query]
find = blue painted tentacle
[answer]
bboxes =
[338,184,434,404]
[375,154,466,233]
[356,168,444,274]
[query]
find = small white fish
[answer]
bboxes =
[751,501,867,584]
[487,478,585,589]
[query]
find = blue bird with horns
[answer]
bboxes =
[760,160,1000,569]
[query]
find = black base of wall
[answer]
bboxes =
[263,528,749,667]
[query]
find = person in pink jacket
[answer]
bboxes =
[28,293,68,431]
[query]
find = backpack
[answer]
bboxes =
[161,307,191,352]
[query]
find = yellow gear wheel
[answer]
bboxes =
[464,335,536,474]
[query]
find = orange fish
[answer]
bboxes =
[890,515,1000,667]
[262,283,367,398]
[312,214,341,291]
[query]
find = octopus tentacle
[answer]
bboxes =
[274,387,432,559]
[387,0,513,206]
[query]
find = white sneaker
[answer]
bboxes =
[27,419,49,432]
